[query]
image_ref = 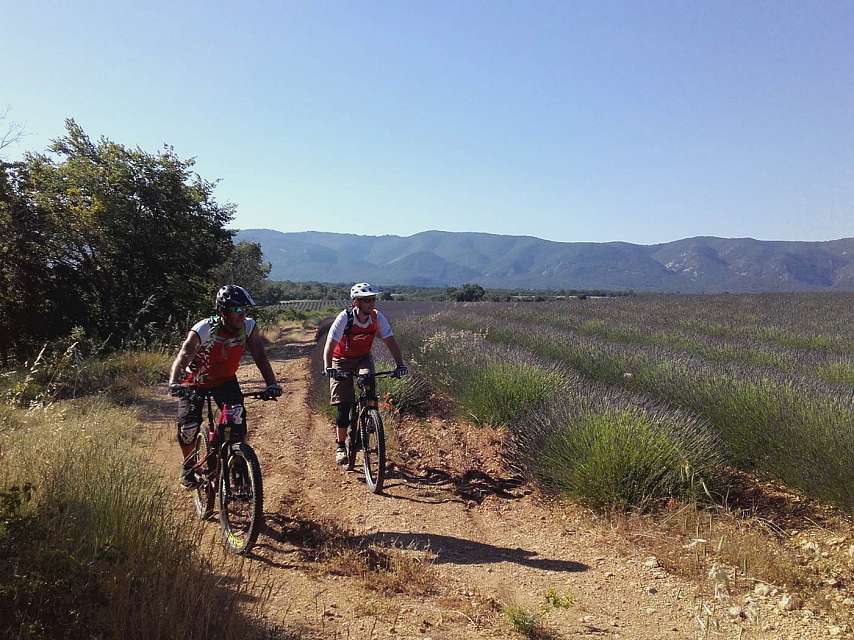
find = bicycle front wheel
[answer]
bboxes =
[192,432,215,520]
[361,408,385,494]
[219,442,264,555]
[346,404,358,471]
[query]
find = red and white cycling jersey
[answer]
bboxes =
[327,308,392,359]
[181,316,256,388]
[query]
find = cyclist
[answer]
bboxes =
[168,284,282,488]
[323,282,407,464]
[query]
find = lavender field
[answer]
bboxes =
[374,295,854,512]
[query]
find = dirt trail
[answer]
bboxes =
[142,328,840,640]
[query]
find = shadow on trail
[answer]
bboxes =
[245,511,311,569]
[351,530,588,573]
[259,505,587,574]
[262,510,338,548]
[384,464,527,504]
[258,514,589,573]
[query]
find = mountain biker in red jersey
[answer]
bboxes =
[323,283,407,465]
[168,285,282,488]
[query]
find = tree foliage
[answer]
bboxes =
[256,281,350,304]
[449,283,486,302]
[0,119,240,363]
[212,241,271,297]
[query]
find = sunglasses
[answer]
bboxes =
[357,297,376,304]
[226,306,248,314]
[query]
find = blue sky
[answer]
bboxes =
[2,1,852,244]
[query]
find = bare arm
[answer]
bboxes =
[381,336,404,367]
[323,336,335,369]
[247,330,278,387]
[169,332,201,385]
[323,312,346,369]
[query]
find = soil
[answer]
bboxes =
[141,327,853,639]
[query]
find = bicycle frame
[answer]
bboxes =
[353,372,380,414]
[339,369,396,427]
[186,394,239,477]
[179,386,269,554]
[335,370,397,493]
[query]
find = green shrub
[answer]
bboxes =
[411,326,567,426]
[543,587,573,609]
[533,404,722,510]
[816,361,854,386]
[376,368,432,416]
[458,362,562,427]
[502,603,539,635]
[440,309,854,512]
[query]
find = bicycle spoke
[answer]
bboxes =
[219,443,264,555]
[192,432,215,520]
[361,409,386,494]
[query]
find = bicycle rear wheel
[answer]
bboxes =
[219,442,264,555]
[361,408,385,494]
[191,432,215,520]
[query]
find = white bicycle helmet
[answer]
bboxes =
[350,282,379,299]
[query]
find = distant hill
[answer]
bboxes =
[235,229,854,293]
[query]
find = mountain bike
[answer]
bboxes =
[177,386,275,555]
[331,370,401,494]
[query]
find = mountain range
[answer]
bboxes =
[235,229,854,293]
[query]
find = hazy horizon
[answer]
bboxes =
[236,227,853,245]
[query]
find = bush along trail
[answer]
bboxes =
[129,323,852,640]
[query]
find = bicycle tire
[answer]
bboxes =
[346,404,358,470]
[361,408,385,494]
[219,442,264,555]
[192,432,215,520]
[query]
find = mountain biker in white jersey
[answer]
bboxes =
[168,285,282,488]
[323,283,407,465]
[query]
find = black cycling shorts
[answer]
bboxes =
[176,378,244,444]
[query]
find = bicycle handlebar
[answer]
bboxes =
[243,389,280,401]
[324,369,402,381]
[170,385,279,401]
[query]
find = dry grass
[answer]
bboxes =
[324,543,438,596]
[635,504,811,589]
[607,493,853,625]
[0,398,281,640]
[433,592,502,630]
[259,320,306,345]
[283,499,439,597]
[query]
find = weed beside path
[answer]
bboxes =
[0,399,277,640]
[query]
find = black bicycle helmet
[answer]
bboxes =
[216,284,256,310]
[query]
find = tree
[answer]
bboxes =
[0,107,25,157]
[0,160,57,364]
[0,119,236,359]
[453,283,485,302]
[212,241,271,299]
